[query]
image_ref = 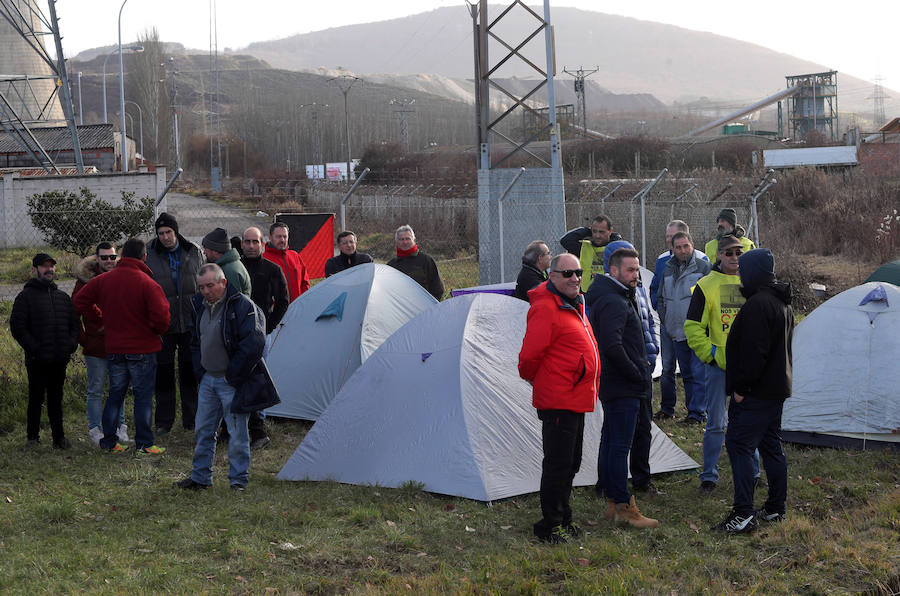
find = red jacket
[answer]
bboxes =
[518,281,600,413]
[263,243,310,301]
[72,257,170,354]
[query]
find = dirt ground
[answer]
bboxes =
[789,253,882,314]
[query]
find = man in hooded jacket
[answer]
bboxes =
[712,248,793,534]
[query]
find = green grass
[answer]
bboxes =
[0,245,79,286]
[0,259,897,593]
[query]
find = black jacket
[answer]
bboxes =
[587,274,650,401]
[725,281,794,400]
[324,252,374,277]
[386,251,444,300]
[10,278,80,363]
[241,255,289,334]
[145,235,205,334]
[514,262,547,302]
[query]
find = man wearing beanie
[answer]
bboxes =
[712,248,794,534]
[704,208,756,262]
[146,213,204,435]
[202,227,250,296]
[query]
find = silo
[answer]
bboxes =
[0,0,65,123]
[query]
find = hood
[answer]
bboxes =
[738,248,776,295]
[150,233,193,254]
[24,277,56,291]
[217,248,241,266]
[75,255,100,283]
[754,281,792,305]
[586,271,633,303]
[602,240,635,272]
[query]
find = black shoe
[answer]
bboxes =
[711,510,758,534]
[755,508,784,523]
[652,411,675,421]
[679,416,704,425]
[53,437,72,450]
[538,525,569,544]
[250,436,271,451]
[699,480,716,493]
[155,426,171,437]
[24,438,40,450]
[230,484,246,492]
[563,522,584,539]
[173,477,209,490]
[633,482,665,497]
[754,476,768,490]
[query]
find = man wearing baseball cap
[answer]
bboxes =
[10,253,80,449]
[704,208,756,262]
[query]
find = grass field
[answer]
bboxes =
[0,255,897,593]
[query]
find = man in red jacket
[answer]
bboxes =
[519,253,600,544]
[73,238,170,454]
[263,222,310,302]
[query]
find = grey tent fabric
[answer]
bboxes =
[265,264,438,421]
[782,282,900,449]
[278,293,698,501]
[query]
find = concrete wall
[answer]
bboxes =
[0,168,167,247]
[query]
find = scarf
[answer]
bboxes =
[396,244,419,258]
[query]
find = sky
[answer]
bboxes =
[50,1,898,95]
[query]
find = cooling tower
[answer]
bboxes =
[0,0,65,123]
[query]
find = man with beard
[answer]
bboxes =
[560,215,623,292]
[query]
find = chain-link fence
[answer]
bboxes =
[0,169,771,301]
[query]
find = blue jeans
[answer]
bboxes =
[599,397,640,504]
[701,364,759,483]
[191,375,250,487]
[672,340,707,420]
[102,353,156,450]
[726,396,787,516]
[86,355,124,430]
[658,325,677,414]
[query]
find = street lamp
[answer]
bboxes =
[118,0,132,172]
[102,44,142,123]
[298,102,328,179]
[124,100,143,161]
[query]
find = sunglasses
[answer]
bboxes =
[98,255,117,261]
[721,249,743,257]
[553,269,583,278]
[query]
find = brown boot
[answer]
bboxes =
[613,496,659,529]
[605,499,616,521]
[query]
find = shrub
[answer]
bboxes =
[27,187,155,257]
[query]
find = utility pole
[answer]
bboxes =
[868,75,888,127]
[563,66,599,137]
[390,98,416,152]
[299,102,328,179]
[467,1,482,155]
[329,74,360,185]
[167,57,180,170]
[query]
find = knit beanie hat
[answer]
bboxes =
[738,248,775,292]
[717,208,737,228]
[603,239,635,273]
[155,212,179,234]
[202,227,230,253]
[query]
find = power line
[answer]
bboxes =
[563,66,599,136]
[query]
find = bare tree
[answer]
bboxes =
[127,28,166,162]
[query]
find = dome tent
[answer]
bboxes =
[265,264,438,421]
[278,292,698,501]
[782,283,900,450]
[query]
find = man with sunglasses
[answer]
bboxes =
[519,253,600,544]
[72,242,128,445]
[685,234,759,494]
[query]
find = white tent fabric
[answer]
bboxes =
[278,293,698,501]
[265,263,438,421]
[783,282,900,447]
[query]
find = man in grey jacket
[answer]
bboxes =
[657,231,711,423]
[145,213,205,434]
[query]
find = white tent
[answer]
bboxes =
[265,263,438,421]
[783,283,900,449]
[278,293,698,501]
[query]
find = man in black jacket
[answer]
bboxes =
[712,248,794,534]
[324,231,373,277]
[239,226,289,450]
[386,225,444,300]
[514,241,551,301]
[10,253,80,449]
[588,247,658,529]
[145,212,204,434]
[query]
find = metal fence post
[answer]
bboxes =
[340,167,369,232]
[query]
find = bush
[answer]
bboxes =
[26,187,155,257]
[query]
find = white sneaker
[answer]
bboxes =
[88,426,103,446]
[117,424,133,443]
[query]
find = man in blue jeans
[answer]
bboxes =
[588,247,658,529]
[175,263,266,491]
[712,248,793,534]
[73,238,171,454]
